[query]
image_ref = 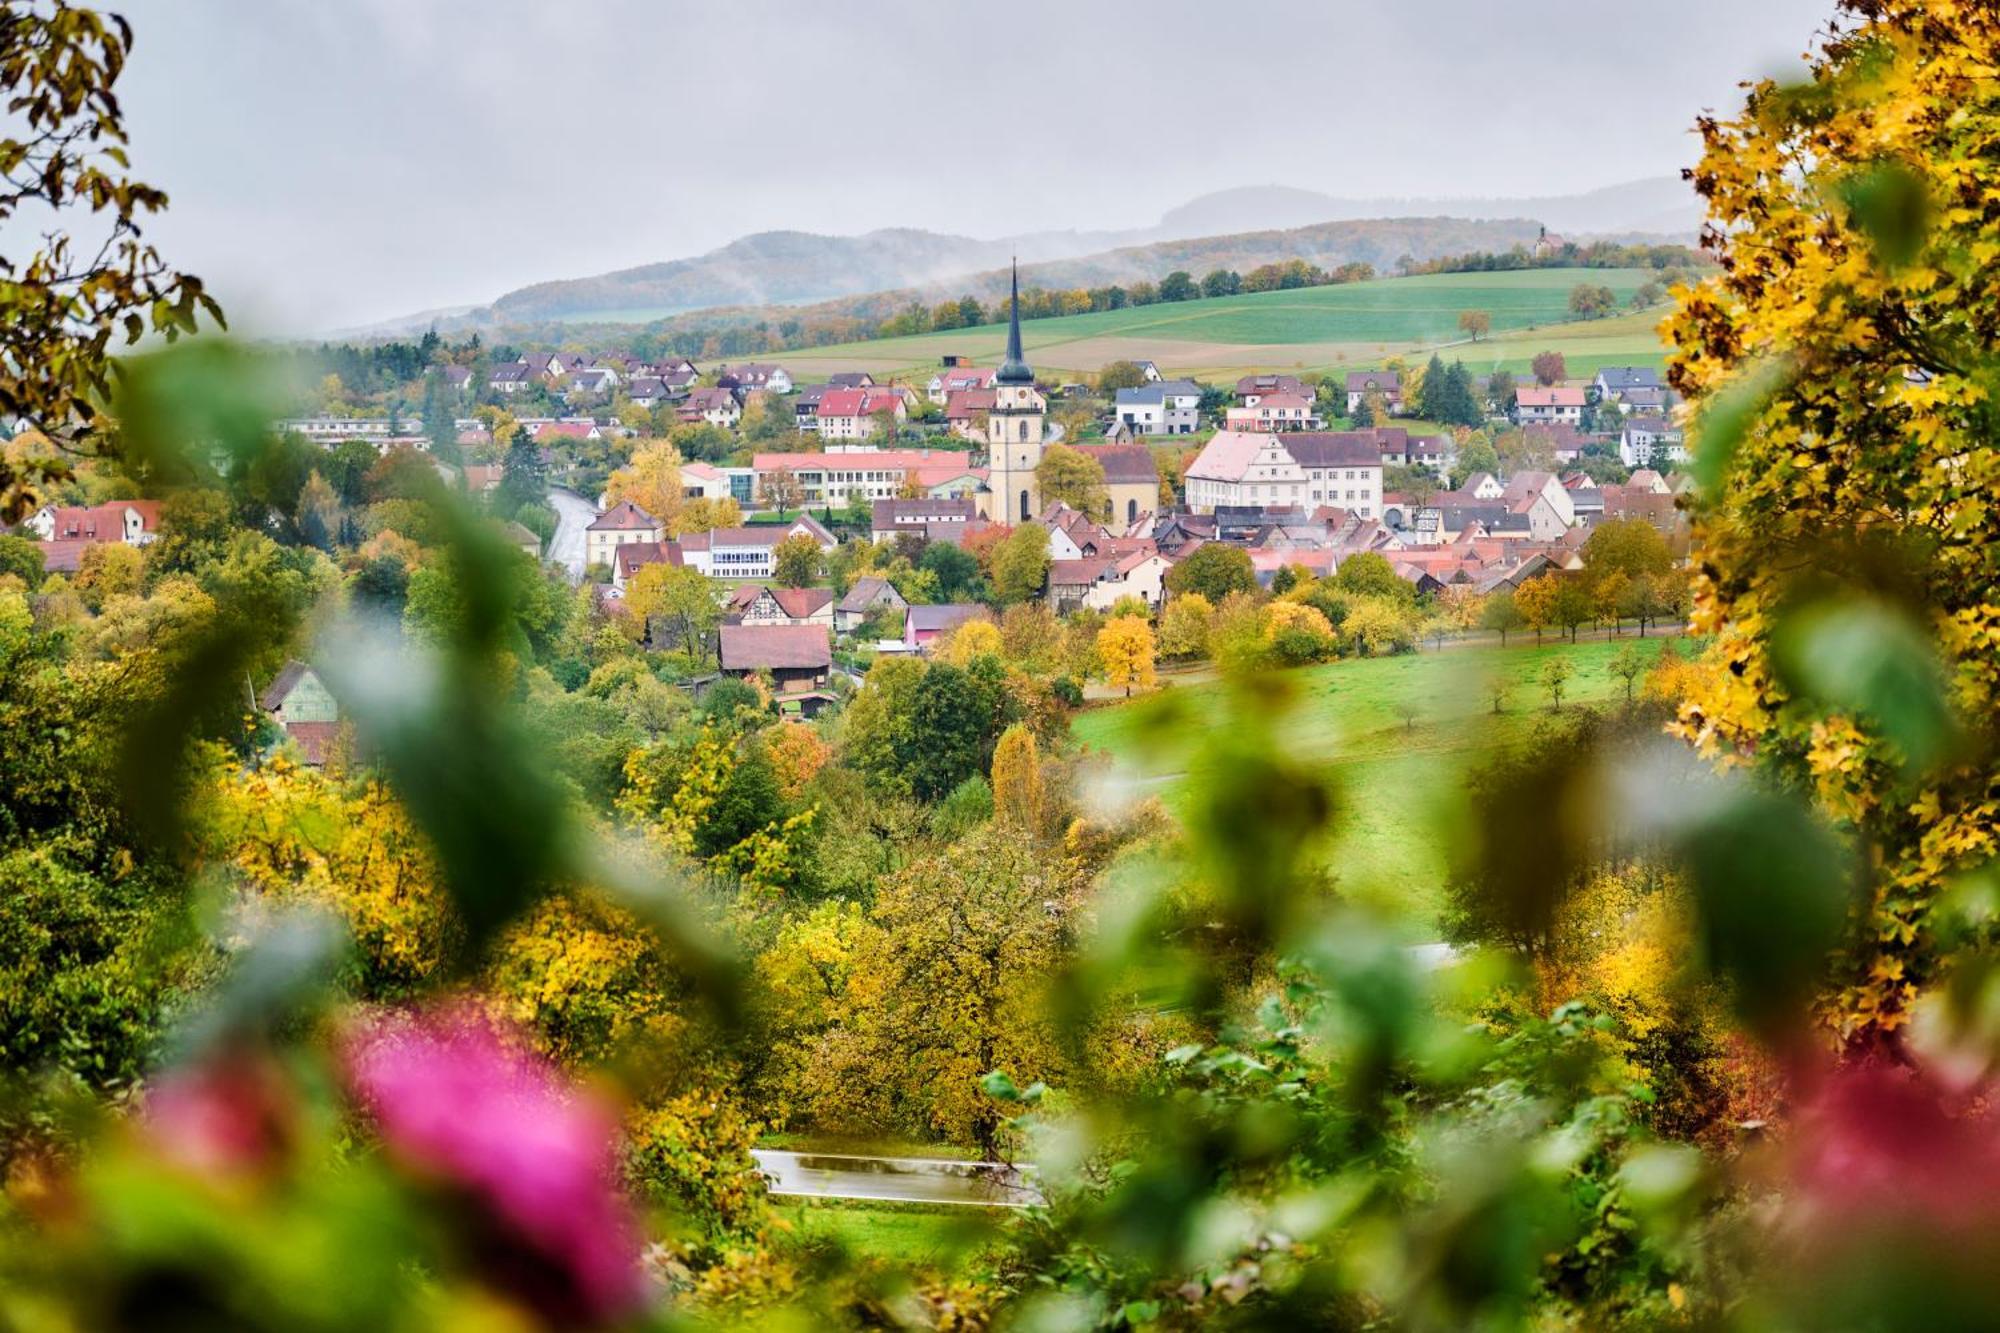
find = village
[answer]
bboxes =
[22,267,1693,749]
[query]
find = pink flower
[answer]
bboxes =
[1791,1060,2000,1235]
[343,1009,648,1325]
[143,1054,293,1178]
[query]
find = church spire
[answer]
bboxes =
[996,257,1033,385]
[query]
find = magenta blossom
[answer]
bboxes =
[143,1054,294,1178]
[343,1009,649,1325]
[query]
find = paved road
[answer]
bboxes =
[751,1150,1041,1208]
[547,486,596,581]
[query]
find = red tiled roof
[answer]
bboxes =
[589,501,658,532]
[719,623,831,672]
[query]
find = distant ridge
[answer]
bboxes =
[350,177,1697,336]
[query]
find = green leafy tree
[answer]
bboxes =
[1165,543,1255,603]
[990,523,1051,606]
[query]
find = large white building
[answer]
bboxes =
[1183,430,1383,516]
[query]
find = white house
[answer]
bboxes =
[1619,416,1688,468]
[1113,378,1201,435]
[679,515,835,580]
[1184,430,1382,516]
[1516,385,1587,425]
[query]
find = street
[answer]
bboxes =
[547,486,595,582]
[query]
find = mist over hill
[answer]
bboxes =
[351,178,1695,336]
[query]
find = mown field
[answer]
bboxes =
[771,268,1670,379]
[1071,635,1688,926]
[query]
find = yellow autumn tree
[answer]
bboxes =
[1096,616,1156,696]
[990,723,1044,835]
[1157,592,1212,661]
[605,440,686,535]
[1662,0,2000,1035]
[935,617,1001,666]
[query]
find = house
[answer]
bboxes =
[906,603,991,650]
[610,540,681,592]
[679,514,835,580]
[729,584,835,629]
[1112,379,1202,435]
[1133,360,1162,382]
[438,365,473,394]
[489,361,535,394]
[1594,366,1662,402]
[585,501,664,571]
[627,377,669,408]
[1525,423,1595,464]
[827,372,876,389]
[1562,472,1605,519]
[1235,373,1308,406]
[717,363,793,395]
[751,448,981,506]
[1345,370,1404,415]
[28,500,161,546]
[565,367,619,397]
[835,576,909,635]
[1461,471,1504,500]
[502,520,542,559]
[1046,549,1172,612]
[1225,392,1318,434]
[942,386,997,441]
[1070,443,1159,528]
[1515,385,1587,425]
[533,419,603,442]
[927,366,995,405]
[678,387,743,429]
[718,624,833,713]
[871,497,977,544]
[259,661,341,769]
[816,387,908,441]
[1183,431,1382,516]
[1619,416,1687,468]
[1500,470,1577,529]
[1601,484,1687,544]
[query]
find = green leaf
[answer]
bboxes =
[1772,596,1957,775]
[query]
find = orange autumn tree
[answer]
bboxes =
[1665,0,2000,1040]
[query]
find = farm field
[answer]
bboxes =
[1071,635,1689,926]
[770,268,1671,379]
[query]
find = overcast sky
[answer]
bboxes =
[113,0,1835,334]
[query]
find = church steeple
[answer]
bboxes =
[996,258,1033,385]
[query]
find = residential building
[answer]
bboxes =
[277,416,402,442]
[1047,550,1171,612]
[259,660,341,768]
[29,499,161,546]
[816,387,907,441]
[906,603,991,650]
[1184,431,1383,515]
[1345,370,1404,415]
[489,362,535,395]
[1619,416,1687,468]
[1112,378,1201,435]
[729,584,835,629]
[1225,393,1317,433]
[827,372,876,389]
[1593,366,1662,400]
[610,540,681,593]
[943,386,997,440]
[871,497,977,544]
[835,576,909,635]
[717,363,793,395]
[678,387,742,429]
[1235,373,1308,406]
[718,624,833,714]
[927,366,995,405]
[1515,385,1587,425]
[752,447,976,506]
[585,501,664,571]
[679,515,835,580]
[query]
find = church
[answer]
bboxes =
[977,262,1048,523]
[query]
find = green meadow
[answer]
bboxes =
[1070,636,1687,926]
[771,268,1670,379]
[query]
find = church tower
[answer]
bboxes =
[985,261,1047,523]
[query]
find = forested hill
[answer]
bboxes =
[480,215,1549,327]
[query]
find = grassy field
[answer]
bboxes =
[1071,635,1688,926]
[772,1199,1009,1266]
[771,269,1670,380]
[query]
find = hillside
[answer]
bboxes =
[1157,177,1701,241]
[486,216,1548,326]
[767,267,1670,380]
